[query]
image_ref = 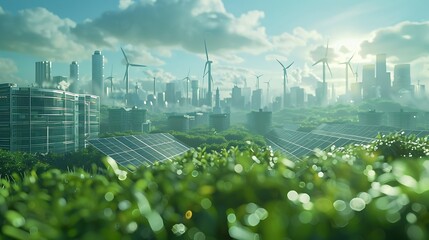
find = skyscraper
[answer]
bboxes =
[393,64,411,93]
[165,82,176,104]
[35,61,51,88]
[376,54,391,98]
[70,61,79,93]
[92,50,104,97]
[362,64,376,99]
[191,80,199,106]
[251,89,262,110]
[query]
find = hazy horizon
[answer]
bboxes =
[1,0,428,98]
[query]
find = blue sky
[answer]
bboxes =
[1,0,429,99]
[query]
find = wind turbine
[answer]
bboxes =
[105,66,114,96]
[120,47,147,102]
[340,53,354,95]
[276,59,294,108]
[312,41,332,103]
[203,40,213,107]
[254,74,263,89]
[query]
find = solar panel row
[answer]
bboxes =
[316,123,429,139]
[267,123,429,161]
[88,133,190,169]
[266,128,369,160]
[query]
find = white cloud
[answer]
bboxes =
[360,21,429,62]
[0,57,18,73]
[0,57,29,85]
[121,45,164,66]
[0,7,97,61]
[119,0,134,10]
[74,0,271,55]
[272,27,322,54]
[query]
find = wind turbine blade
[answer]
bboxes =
[204,40,209,61]
[326,62,333,77]
[325,40,329,58]
[203,62,208,77]
[312,59,323,66]
[129,63,147,67]
[286,61,294,69]
[348,53,355,63]
[276,59,285,69]
[348,63,354,74]
[121,47,129,64]
[187,68,190,78]
[123,66,128,82]
[258,74,263,78]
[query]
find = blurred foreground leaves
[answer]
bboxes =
[1,135,429,239]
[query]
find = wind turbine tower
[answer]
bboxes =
[341,54,354,95]
[312,41,332,104]
[105,67,114,96]
[254,74,263,89]
[276,59,294,108]
[121,47,147,105]
[203,40,213,107]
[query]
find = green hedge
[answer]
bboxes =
[1,137,429,239]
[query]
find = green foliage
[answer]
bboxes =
[274,104,359,130]
[172,126,266,153]
[0,150,49,177]
[1,135,429,239]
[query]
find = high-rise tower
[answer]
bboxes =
[362,64,376,100]
[35,61,51,88]
[376,54,391,98]
[191,80,199,106]
[70,61,79,93]
[393,64,411,93]
[92,50,104,97]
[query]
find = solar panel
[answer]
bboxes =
[267,123,429,161]
[315,123,429,139]
[88,133,190,170]
[266,127,370,161]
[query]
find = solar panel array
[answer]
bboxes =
[88,133,190,169]
[266,123,429,161]
[266,128,368,161]
[315,123,429,139]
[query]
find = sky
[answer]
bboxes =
[1,0,429,99]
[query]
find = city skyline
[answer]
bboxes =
[0,0,429,98]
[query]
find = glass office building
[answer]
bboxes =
[0,83,99,153]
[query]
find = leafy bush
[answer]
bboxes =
[1,136,429,239]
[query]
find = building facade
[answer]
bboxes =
[78,94,100,148]
[362,64,376,100]
[393,64,412,94]
[70,61,80,93]
[0,83,99,153]
[92,50,104,97]
[108,107,147,133]
[376,54,391,99]
[35,61,52,88]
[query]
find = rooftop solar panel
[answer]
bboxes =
[88,133,190,170]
